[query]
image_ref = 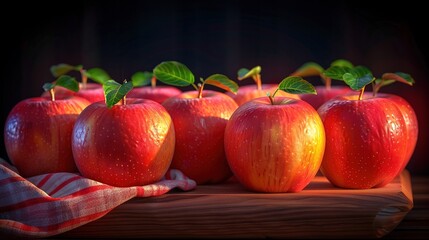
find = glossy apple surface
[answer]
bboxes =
[372,93,418,171]
[162,90,238,184]
[226,84,300,106]
[128,86,181,104]
[4,96,90,177]
[318,94,412,188]
[72,98,175,187]
[299,86,353,110]
[224,97,325,192]
[42,83,105,103]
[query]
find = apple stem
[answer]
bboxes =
[197,83,204,98]
[268,89,279,105]
[151,76,157,88]
[326,77,331,90]
[122,95,126,105]
[80,68,87,90]
[372,81,382,97]
[49,88,55,101]
[358,85,366,100]
[122,79,128,105]
[254,74,262,91]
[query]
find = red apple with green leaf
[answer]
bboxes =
[226,66,300,106]
[291,59,354,110]
[224,76,325,193]
[127,71,181,103]
[318,65,417,189]
[4,76,90,177]
[42,63,111,102]
[72,79,175,187]
[154,61,239,184]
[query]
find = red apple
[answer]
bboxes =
[72,98,175,187]
[162,90,238,184]
[226,84,300,106]
[128,86,181,103]
[224,76,325,192]
[299,86,353,110]
[318,94,411,188]
[4,96,90,177]
[41,83,105,103]
[224,96,325,193]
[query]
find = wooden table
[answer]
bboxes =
[384,175,429,239]
[59,171,429,239]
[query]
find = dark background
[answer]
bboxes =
[2,0,428,175]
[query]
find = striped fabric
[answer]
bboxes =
[0,158,196,237]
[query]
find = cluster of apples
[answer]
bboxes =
[3,60,417,192]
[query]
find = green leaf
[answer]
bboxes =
[323,66,352,80]
[50,63,79,77]
[131,71,152,87]
[291,62,324,77]
[153,61,194,86]
[103,80,133,108]
[55,75,79,92]
[42,75,79,92]
[395,72,415,84]
[85,68,111,84]
[237,68,249,78]
[330,59,354,68]
[341,66,374,90]
[237,66,261,80]
[42,83,55,92]
[278,76,316,94]
[381,72,414,86]
[204,74,238,94]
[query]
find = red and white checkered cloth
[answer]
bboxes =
[0,158,196,238]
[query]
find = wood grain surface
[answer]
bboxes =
[59,171,413,239]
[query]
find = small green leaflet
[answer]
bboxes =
[382,72,414,86]
[85,68,111,84]
[341,66,374,90]
[50,64,80,77]
[323,66,352,80]
[291,62,324,77]
[237,66,261,80]
[153,61,195,86]
[330,59,354,68]
[103,80,133,108]
[324,65,374,90]
[278,76,316,94]
[42,75,79,92]
[131,71,153,87]
[204,74,238,94]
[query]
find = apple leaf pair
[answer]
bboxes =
[42,75,79,101]
[237,66,262,90]
[153,61,239,98]
[292,59,354,89]
[50,63,111,85]
[323,65,414,99]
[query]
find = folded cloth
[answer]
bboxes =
[0,158,196,238]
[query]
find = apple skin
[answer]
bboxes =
[224,97,325,193]
[72,98,175,187]
[371,93,418,171]
[4,96,90,177]
[299,86,353,110]
[318,94,412,189]
[41,83,105,103]
[162,90,238,184]
[226,84,300,106]
[127,86,181,104]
